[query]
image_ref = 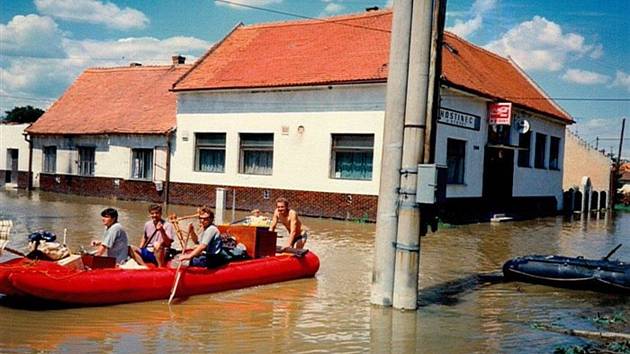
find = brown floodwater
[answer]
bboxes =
[1,189,628,353]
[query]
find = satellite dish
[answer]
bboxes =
[516,119,530,134]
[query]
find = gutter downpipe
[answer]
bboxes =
[163,130,173,214]
[22,132,33,191]
[370,0,413,307]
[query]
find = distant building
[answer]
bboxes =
[170,10,572,221]
[24,58,190,202]
[0,122,30,188]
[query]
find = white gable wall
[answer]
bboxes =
[173,85,386,195]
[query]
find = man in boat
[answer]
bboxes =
[179,207,225,267]
[91,208,129,264]
[269,197,308,249]
[129,204,174,267]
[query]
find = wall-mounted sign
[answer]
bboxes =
[438,108,481,131]
[488,102,512,125]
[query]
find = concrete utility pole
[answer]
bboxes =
[371,0,413,307]
[392,0,435,310]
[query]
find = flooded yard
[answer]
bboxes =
[1,189,629,353]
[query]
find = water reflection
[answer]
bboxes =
[1,189,629,353]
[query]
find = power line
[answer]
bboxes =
[0,94,55,102]
[214,0,391,33]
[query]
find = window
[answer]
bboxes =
[517,132,531,167]
[195,133,226,173]
[549,136,560,170]
[131,149,153,180]
[446,138,466,184]
[43,146,56,173]
[78,146,95,176]
[534,133,547,169]
[331,134,374,180]
[239,133,273,175]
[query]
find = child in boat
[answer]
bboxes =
[246,209,271,227]
[179,207,226,268]
[129,204,174,267]
[90,208,129,265]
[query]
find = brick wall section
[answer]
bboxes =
[563,130,613,191]
[39,174,164,203]
[38,174,378,221]
[169,182,377,220]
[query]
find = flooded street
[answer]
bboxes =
[1,189,629,353]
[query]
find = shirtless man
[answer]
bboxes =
[269,197,308,249]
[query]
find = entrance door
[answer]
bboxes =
[482,146,514,211]
[7,149,18,184]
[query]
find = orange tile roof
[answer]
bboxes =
[27,65,190,135]
[173,10,571,123]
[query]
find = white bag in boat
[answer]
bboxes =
[29,241,70,260]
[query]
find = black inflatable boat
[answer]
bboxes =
[502,244,630,293]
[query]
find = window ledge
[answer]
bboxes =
[447,183,467,186]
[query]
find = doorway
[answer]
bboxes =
[482,146,514,211]
[6,149,18,184]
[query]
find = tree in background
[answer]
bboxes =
[2,105,45,123]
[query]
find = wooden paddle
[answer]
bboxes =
[168,215,192,305]
[2,246,27,257]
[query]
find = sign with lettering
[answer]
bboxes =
[488,102,512,125]
[438,108,480,131]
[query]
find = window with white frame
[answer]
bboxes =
[330,134,374,180]
[446,138,466,184]
[517,132,531,167]
[195,133,226,173]
[131,148,153,180]
[239,133,274,175]
[534,133,547,169]
[43,146,56,173]
[77,146,95,176]
[549,136,560,170]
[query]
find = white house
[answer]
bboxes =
[24,57,190,202]
[0,123,30,188]
[169,10,573,221]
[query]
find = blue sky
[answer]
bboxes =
[1,0,628,157]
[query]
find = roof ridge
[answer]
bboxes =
[242,9,391,30]
[85,64,192,72]
[444,31,509,63]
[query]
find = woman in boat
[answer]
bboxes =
[90,208,129,265]
[179,207,226,268]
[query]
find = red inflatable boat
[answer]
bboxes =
[6,251,319,305]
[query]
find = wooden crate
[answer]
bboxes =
[218,225,277,258]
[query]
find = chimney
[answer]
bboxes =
[172,55,186,65]
[129,62,142,67]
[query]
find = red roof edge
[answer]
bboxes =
[171,22,244,91]
[171,78,388,93]
[442,80,572,124]
[507,57,574,124]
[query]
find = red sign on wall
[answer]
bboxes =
[488,102,512,125]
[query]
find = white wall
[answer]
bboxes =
[174,85,385,195]
[32,134,168,181]
[435,91,488,198]
[511,110,566,207]
[0,123,30,185]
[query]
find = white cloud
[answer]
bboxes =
[35,0,149,30]
[320,2,346,16]
[0,15,65,58]
[0,14,210,113]
[611,70,630,92]
[484,16,601,72]
[446,0,496,38]
[561,68,609,85]
[215,0,282,9]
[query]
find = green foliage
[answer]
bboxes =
[592,311,626,327]
[351,213,370,224]
[606,340,630,353]
[553,345,590,354]
[2,105,45,123]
